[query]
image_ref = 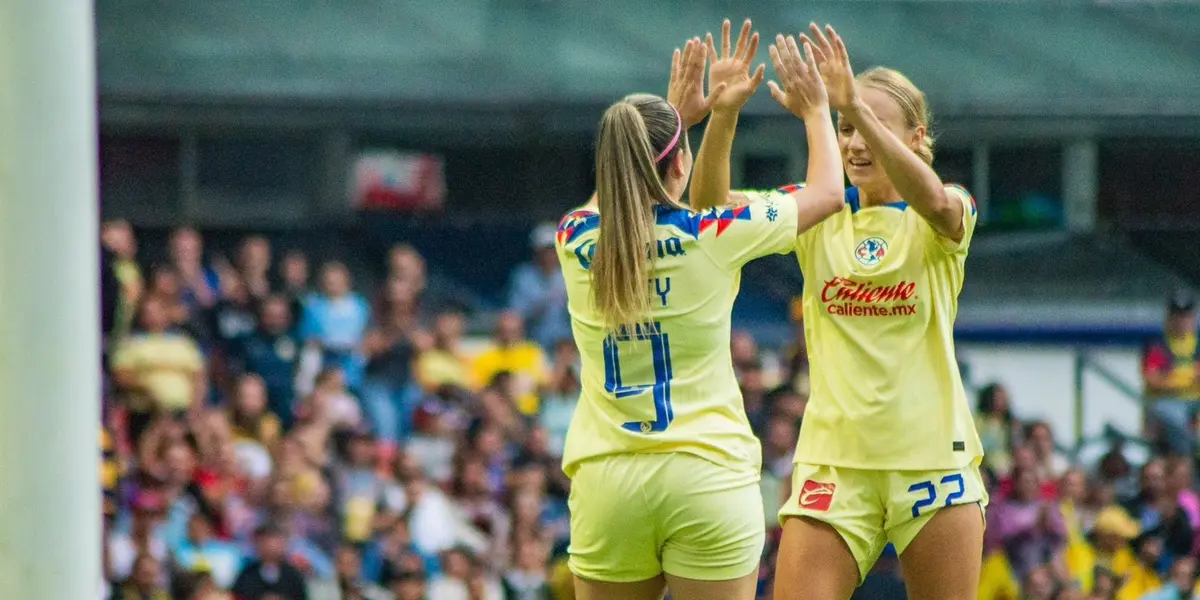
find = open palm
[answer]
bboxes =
[705,19,766,112]
[667,38,725,128]
[799,23,857,111]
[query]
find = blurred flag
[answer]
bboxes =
[351,150,446,212]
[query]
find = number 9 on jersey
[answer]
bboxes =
[602,322,675,433]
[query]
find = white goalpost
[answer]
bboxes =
[0,0,102,597]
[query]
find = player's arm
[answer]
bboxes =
[688,20,763,211]
[692,34,843,234]
[839,97,963,241]
[804,24,962,242]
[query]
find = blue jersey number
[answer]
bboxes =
[908,473,966,518]
[602,322,675,433]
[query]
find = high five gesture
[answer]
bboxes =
[668,38,727,129]
[705,19,766,113]
[799,23,858,111]
[766,34,828,120]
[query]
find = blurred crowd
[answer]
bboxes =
[97,217,1200,600]
[99,221,584,600]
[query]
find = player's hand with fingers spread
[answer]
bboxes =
[766,34,828,121]
[704,18,766,114]
[668,37,727,129]
[799,23,857,111]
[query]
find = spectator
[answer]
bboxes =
[428,547,502,600]
[507,223,569,352]
[730,330,760,384]
[102,219,144,341]
[299,368,363,431]
[539,340,580,457]
[741,358,769,436]
[210,272,258,357]
[976,383,1020,475]
[172,511,246,589]
[1119,536,1165,600]
[361,519,439,586]
[1121,458,1194,562]
[235,295,302,429]
[1000,445,1061,501]
[301,261,371,389]
[232,523,310,600]
[112,552,171,600]
[1060,468,1099,590]
[325,544,391,600]
[389,570,429,600]
[1141,556,1198,600]
[228,373,284,451]
[986,466,1068,581]
[1022,566,1056,600]
[169,227,221,312]
[449,451,511,562]
[147,265,200,333]
[238,235,273,302]
[470,311,547,416]
[111,294,206,438]
[1143,291,1200,456]
[1027,421,1071,483]
[108,490,170,585]
[402,458,462,557]
[172,570,230,600]
[502,537,553,600]
[278,250,311,321]
[1165,457,1200,530]
[361,276,427,451]
[417,304,471,393]
[1089,506,1141,582]
[335,430,390,544]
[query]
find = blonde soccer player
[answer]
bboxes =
[557,20,844,600]
[776,24,986,600]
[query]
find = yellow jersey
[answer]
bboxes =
[792,184,983,470]
[557,192,800,482]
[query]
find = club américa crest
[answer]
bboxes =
[855,237,888,266]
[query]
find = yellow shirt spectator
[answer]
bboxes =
[111,332,204,412]
[470,312,548,415]
[417,349,470,391]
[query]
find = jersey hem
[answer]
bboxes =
[564,449,761,484]
[790,454,984,473]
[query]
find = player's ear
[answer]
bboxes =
[909,125,926,153]
[670,144,690,179]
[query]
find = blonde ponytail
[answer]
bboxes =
[591,95,686,331]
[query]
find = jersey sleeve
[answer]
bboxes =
[928,184,979,254]
[698,189,799,271]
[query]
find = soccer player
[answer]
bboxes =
[557,22,844,600]
[774,24,986,600]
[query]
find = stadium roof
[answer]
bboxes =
[98,0,1200,119]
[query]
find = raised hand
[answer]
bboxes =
[766,34,828,120]
[668,38,726,129]
[799,23,857,111]
[705,19,766,113]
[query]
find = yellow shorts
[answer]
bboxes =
[568,452,765,583]
[778,461,988,582]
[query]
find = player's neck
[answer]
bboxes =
[857,183,903,208]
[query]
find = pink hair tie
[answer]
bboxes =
[655,104,682,163]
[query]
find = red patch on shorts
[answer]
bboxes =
[798,480,836,512]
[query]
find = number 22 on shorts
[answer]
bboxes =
[908,473,965,518]
[602,322,675,433]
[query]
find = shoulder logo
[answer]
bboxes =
[854,237,888,266]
